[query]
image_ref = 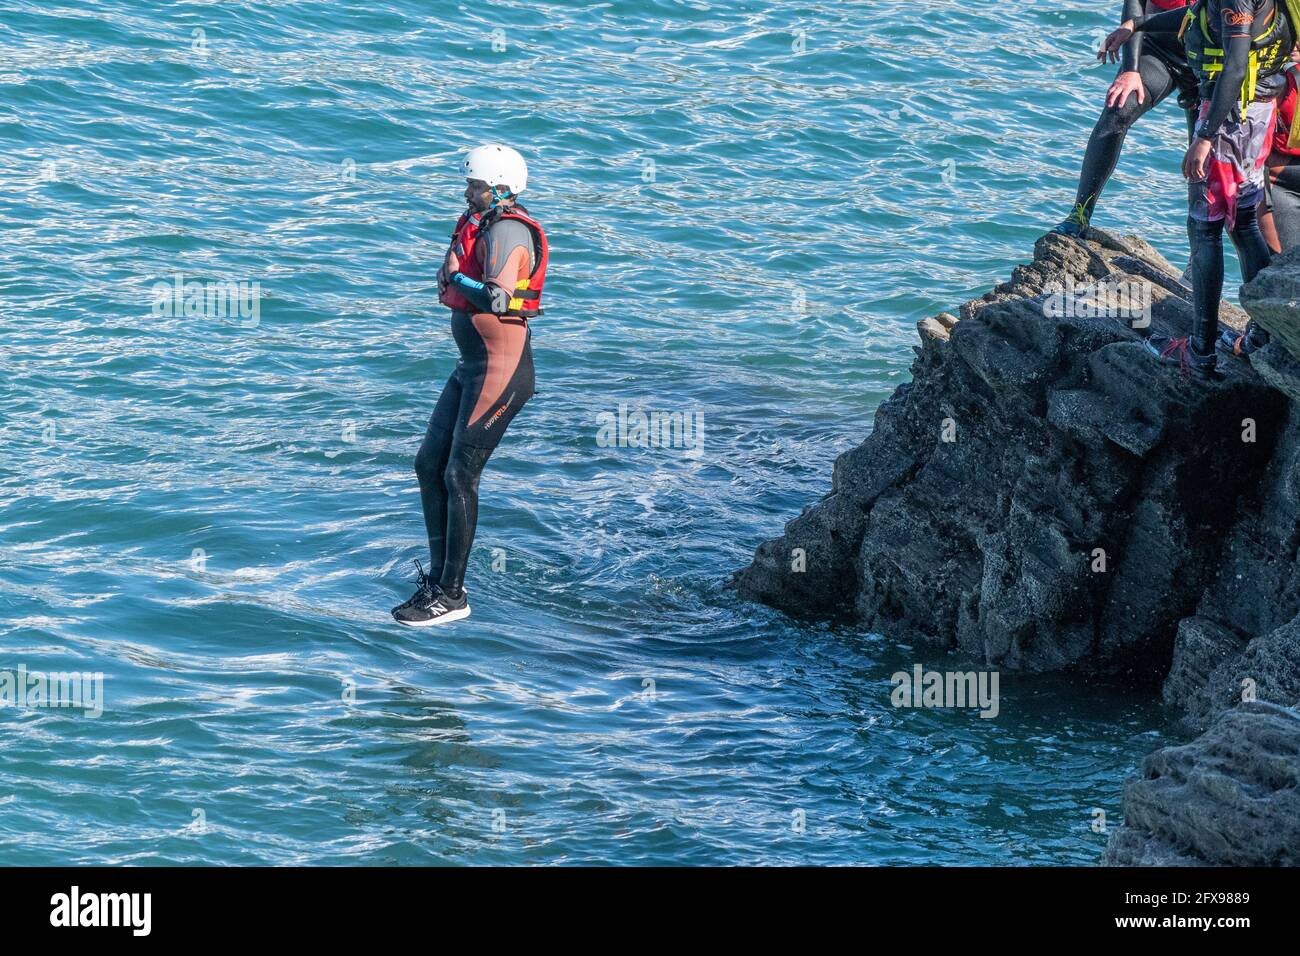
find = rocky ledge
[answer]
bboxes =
[734,229,1300,866]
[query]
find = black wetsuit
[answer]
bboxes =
[1069,1,1199,226]
[415,210,537,597]
[1140,0,1282,353]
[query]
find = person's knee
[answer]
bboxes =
[1231,205,1261,236]
[443,456,482,499]
[1096,102,1143,135]
[1190,217,1225,245]
[445,444,492,497]
[415,433,450,483]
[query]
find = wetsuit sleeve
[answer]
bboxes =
[1132,7,1188,34]
[1194,1,1257,140]
[1120,0,1146,72]
[449,272,496,312]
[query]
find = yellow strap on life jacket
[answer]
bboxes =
[508,278,530,308]
[1191,3,1284,110]
[1289,105,1300,150]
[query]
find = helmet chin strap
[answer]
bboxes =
[466,185,512,217]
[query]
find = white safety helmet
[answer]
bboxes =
[460,144,528,195]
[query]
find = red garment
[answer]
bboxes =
[1272,69,1300,158]
[1196,98,1278,229]
[1147,0,1189,9]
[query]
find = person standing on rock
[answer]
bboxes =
[1126,0,1291,373]
[1054,0,1196,238]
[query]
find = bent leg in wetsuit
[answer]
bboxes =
[1057,3,1199,234]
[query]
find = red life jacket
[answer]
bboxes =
[1147,0,1188,9]
[439,204,549,318]
[1273,67,1300,157]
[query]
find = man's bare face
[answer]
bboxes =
[465,178,492,212]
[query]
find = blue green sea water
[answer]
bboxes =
[0,1,1185,865]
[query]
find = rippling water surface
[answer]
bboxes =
[1,1,1180,865]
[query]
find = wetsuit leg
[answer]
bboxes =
[1188,216,1226,354]
[439,441,494,596]
[1071,50,1179,223]
[1229,202,1272,285]
[431,312,536,597]
[1229,202,1274,348]
[1271,160,1300,252]
[414,366,464,576]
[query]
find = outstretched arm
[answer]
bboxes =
[1100,6,1186,63]
[1131,6,1190,35]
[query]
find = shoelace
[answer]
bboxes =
[1159,336,1192,378]
[1067,202,1090,229]
[411,559,436,599]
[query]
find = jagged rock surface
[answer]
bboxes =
[1101,703,1300,866]
[734,229,1300,866]
[1241,244,1300,371]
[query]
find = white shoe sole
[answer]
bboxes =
[395,604,471,627]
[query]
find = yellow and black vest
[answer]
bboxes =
[1182,0,1295,108]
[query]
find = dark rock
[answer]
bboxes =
[735,229,1300,866]
[1242,244,1300,363]
[1102,703,1300,866]
[734,230,1287,682]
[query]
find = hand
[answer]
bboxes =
[1098,23,1135,63]
[1106,71,1145,109]
[437,251,459,294]
[1183,137,1214,181]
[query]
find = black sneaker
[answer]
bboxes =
[391,561,471,627]
[1143,335,1222,379]
[1218,324,1270,359]
[392,559,434,613]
